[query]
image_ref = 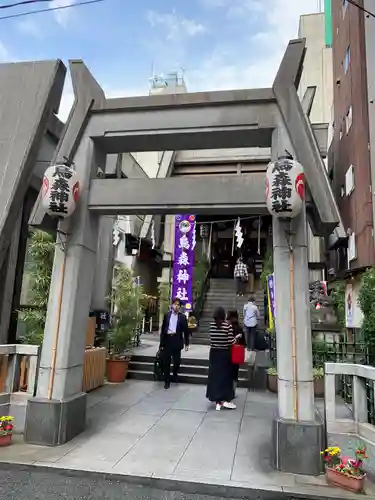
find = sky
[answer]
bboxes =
[0,0,321,121]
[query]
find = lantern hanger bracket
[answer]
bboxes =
[56,229,69,237]
[283,222,294,252]
[284,149,293,160]
[56,229,68,252]
[62,156,75,169]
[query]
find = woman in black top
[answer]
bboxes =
[206,306,241,411]
[227,310,246,397]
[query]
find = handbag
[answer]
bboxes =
[255,329,269,351]
[232,343,245,364]
[153,349,164,381]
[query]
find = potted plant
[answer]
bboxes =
[107,265,144,383]
[267,367,278,393]
[313,367,324,397]
[0,416,14,446]
[321,445,367,492]
[266,367,325,396]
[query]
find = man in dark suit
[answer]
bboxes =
[160,297,190,389]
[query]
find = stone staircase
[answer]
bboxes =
[127,354,250,388]
[192,278,265,345]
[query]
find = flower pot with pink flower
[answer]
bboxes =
[0,416,14,446]
[321,445,367,493]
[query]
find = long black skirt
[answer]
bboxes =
[206,348,234,403]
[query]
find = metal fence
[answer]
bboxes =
[269,331,375,424]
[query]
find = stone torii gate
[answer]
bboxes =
[25,39,342,475]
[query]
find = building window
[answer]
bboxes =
[348,232,356,263]
[345,164,355,195]
[344,46,350,74]
[345,105,352,133]
[343,0,348,17]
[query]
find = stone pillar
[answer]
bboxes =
[273,210,315,420]
[24,136,101,446]
[271,132,324,475]
[91,215,115,311]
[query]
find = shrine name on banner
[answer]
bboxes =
[172,215,196,313]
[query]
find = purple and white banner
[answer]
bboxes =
[267,274,276,323]
[171,215,196,313]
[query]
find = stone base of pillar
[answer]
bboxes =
[272,415,325,475]
[24,392,86,446]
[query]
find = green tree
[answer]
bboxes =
[260,250,273,288]
[192,256,209,301]
[108,265,145,358]
[158,281,171,317]
[330,281,345,328]
[358,268,375,350]
[19,230,55,345]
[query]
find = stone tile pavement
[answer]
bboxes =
[1,380,375,499]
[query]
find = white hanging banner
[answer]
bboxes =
[192,220,196,250]
[151,220,155,249]
[235,218,244,248]
[113,227,120,247]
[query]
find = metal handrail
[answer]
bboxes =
[194,267,211,322]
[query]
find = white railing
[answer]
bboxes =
[325,362,375,443]
[0,344,40,433]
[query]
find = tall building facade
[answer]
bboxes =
[329,0,375,273]
[298,12,333,124]
[298,11,333,280]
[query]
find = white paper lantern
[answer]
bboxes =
[41,164,80,218]
[265,157,305,218]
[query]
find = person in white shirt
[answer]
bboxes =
[233,256,248,296]
[243,296,260,351]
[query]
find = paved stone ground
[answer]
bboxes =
[1,379,374,499]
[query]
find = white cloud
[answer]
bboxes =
[146,9,206,40]
[51,0,320,121]
[49,0,75,27]
[188,0,319,91]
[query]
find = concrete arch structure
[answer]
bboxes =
[18,39,342,475]
[0,60,66,344]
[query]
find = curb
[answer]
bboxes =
[0,460,372,500]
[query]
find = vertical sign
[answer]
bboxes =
[324,0,332,47]
[172,215,196,314]
[267,274,276,330]
[345,283,353,328]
